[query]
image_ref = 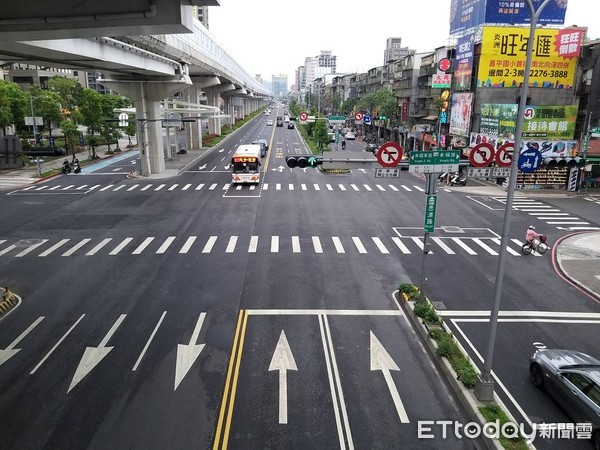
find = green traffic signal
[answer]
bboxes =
[285,154,321,168]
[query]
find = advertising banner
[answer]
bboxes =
[469,132,578,158]
[401,100,409,122]
[480,103,519,139]
[484,0,567,26]
[522,105,577,139]
[477,26,584,89]
[432,73,452,88]
[449,0,486,34]
[454,34,475,91]
[449,93,474,137]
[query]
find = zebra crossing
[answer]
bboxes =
[10,181,440,195]
[493,196,600,230]
[0,234,535,258]
[584,196,600,206]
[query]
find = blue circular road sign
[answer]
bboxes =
[518,149,542,173]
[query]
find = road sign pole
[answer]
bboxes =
[418,173,437,303]
[475,0,552,402]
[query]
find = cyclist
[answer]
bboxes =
[525,225,540,245]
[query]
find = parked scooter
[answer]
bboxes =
[61,159,71,174]
[450,171,467,186]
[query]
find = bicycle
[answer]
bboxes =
[521,235,548,255]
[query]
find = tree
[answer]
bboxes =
[60,119,79,160]
[86,134,100,159]
[313,119,330,150]
[340,98,356,116]
[47,76,83,114]
[0,80,27,136]
[28,86,62,140]
[78,88,104,134]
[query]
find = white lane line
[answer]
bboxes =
[86,238,112,256]
[109,237,133,255]
[133,237,155,254]
[431,237,455,254]
[132,311,167,371]
[472,238,498,255]
[491,238,521,256]
[271,236,279,253]
[30,314,86,374]
[62,238,91,256]
[15,239,49,257]
[226,236,238,253]
[179,236,197,254]
[332,237,345,253]
[156,236,176,254]
[292,236,301,253]
[248,309,403,316]
[202,236,218,253]
[248,236,259,253]
[352,237,367,254]
[451,237,477,255]
[547,221,590,225]
[372,237,389,254]
[39,239,70,257]
[312,236,323,253]
[391,237,411,254]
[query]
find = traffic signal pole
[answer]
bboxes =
[418,173,437,303]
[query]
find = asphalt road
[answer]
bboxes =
[0,110,477,449]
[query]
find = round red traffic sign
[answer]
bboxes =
[376,142,403,168]
[495,142,513,167]
[299,111,308,122]
[438,58,452,72]
[469,142,495,167]
[354,112,364,121]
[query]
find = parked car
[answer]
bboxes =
[26,147,66,157]
[267,120,273,126]
[287,122,295,129]
[345,132,356,140]
[365,143,378,154]
[530,348,600,447]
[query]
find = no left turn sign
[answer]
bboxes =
[299,111,308,122]
[376,142,403,168]
[469,142,495,167]
[354,112,364,121]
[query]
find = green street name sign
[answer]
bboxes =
[409,150,461,174]
[424,195,437,233]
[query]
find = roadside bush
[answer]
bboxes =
[413,301,440,324]
[398,283,419,299]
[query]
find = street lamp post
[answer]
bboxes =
[474,0,553,402]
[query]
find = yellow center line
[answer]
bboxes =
[212,309,248,449]
[262,120,278,177]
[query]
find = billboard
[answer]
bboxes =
[480,103,519,139]
[477,26,584,89]
[450,93,474,137]
[454,34,475,91]
[449,0,486,34]
[485,0,568,25]
[468,133,578,158]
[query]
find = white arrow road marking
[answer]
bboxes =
[112,167,123,172]
[198,164,207,170]
[0,316,45,366]
[68,314,126,393]
[174,312,206,390]
[269,330,298,424]
[219,148,225,153]
[370,331,409,423]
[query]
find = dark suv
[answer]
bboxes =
[276,116,283,127]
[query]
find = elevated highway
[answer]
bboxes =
[0,1,271,175]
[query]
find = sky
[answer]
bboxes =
[208,0,600,84]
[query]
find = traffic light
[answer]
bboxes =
[377,115,387,120]
[285,154,322,168]
[543,157,586,168]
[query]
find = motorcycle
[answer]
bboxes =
[73,160,81,173]
[450,171,467,186]
[61,160,72,174]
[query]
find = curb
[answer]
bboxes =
[397,291,533,450]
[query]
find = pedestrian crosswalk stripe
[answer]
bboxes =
[401,185,411,191]
[182,184,192,191]
[292,236,301,253]
[155,184,165,191]
[76,185,88,190]
[376,185,385,191]
[226,236,238,253]
[0,243,17,256]
[312,236,323,253]
[301,184,307,191]
[168,184,179,191]
[180,236,196,253]
[128,184,139,191]
[339,184,346,191]
[432,237,455,254]
[248,236,258,253]
[195,184,204,190]
[62,238,87,256]
[263,183,269,190]
[50,185,61,190]
[413,186,425,192]
[141,184,152,191]
[289,184,294,190]
[372,237,389,254]
[236,185,242,190]
[472,238,498,255]
[363,184,372,191]
[391,237,411,254]
[157,236,176,254]
[314,184,320,191]
[39,239,69,257]
[332,236,345,253]
[203,236,217,253]
[452,237,476,255]
[134,237,155,254]
[494,238,521,256]
[411,237,431,253]
[209,183,218,190]
[326,184,333,191]
[113,185,125,191]
[36,186,49,190]
[64,185,75,190]
[249,185,256,191]
[352,236,367,253]
[389,185,399,192]
[271,236,279,253]
[100,185,113,191]
[16,239,49,257]
[276,183,281,190]
[90,185,101,191]
[351,184,359,191]
[110,237,133,255]
[86,238,112,255]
